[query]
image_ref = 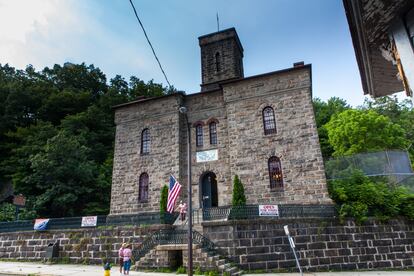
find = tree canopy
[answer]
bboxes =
[0,62,176,220]
[313,96,413,164]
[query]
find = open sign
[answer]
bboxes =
[258,204,279,216]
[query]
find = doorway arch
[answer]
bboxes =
[200,172,218,208]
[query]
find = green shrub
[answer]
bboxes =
[160,185,168,223]
[194,266,203,275]
[176,266,186,274]
[231,175,246,207]
[0,203,15,222]
[328,170,414,223]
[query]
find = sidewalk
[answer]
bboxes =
[0,262,413,276]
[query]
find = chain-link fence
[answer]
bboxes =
[325,150,414,191]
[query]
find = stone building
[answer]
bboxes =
[109,28,331,215]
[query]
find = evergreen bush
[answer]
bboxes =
[232,175,246,206]
[159,185,168,223]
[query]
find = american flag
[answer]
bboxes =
[167,175,182,213]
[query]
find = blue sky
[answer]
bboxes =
[0,0,405,106]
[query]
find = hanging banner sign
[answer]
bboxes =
[81,216,98,227]
[259,205,279,216]
[34,218,50,231]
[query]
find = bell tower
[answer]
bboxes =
[199,28,244,92]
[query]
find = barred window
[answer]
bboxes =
[141,128,150,154]
[196,124,203,147]
[138,173,149,202]
[268,156,283,189]
[263,107,277,135]
[209,122,217,145]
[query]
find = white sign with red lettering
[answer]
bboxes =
[259,205,279,216]
[81,216,97,227]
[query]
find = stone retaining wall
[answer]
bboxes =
[0,225,170,265]
[1,218,413,272]
[202,218,414,272]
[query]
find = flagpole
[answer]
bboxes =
[179,106,193,276]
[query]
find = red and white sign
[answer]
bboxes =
[13,194,26,207]
[81,216,97,227]
[259,205,279,216]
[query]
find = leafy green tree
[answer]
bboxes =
[0,62,174,218]
[27,131,98,217]
[313,97,350,158]
[160,185,168,223]
[232,175,246,207]
[361,96,414,166]
[325,109,408,157]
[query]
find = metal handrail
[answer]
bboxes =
[132,228,228,262]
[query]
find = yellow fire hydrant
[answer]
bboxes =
[103,262,111,276]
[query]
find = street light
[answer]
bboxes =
[179,106,193,276]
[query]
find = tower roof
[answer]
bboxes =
[198,27,244,55]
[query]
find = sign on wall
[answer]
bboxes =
[34,218,50,231]
[81,216,98,227]
[259,205,279,216]
[196,149,218,163]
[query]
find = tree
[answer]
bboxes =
[325,109,408,157]
[27,131,99,217]
[362,96,414,167]
[232,175,246,207]
[159,185,168,223]
[313,97,350,158]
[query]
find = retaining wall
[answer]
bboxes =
[0,225,170,265]
[202,218,414,272]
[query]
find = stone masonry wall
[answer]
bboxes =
[224,66,331,204]
[0,225,170,265]
[203,218,414,272]
[110,94,184,215]
[185,90,232,208]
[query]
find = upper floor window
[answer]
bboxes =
[262,106,277,135]
[215,52,221,72]
[196,124,203,147]
[141,128,150,154]
[268,156,283,189]
[138,173,149,202]
[209,122,217,145]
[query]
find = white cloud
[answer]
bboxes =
[0,0,75,68]
[0,0,153,81]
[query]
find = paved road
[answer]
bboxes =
[0,262,413,276]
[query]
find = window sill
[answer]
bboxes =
[138,200,149,204]
[270,187,284,192]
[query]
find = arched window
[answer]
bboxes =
[196,124,203,147]
[209,122,217,145]
[268,156,283,189]
[215,52,221,72]
[138,173,149,202]
[262,107,276,135]
[141,128,150,154]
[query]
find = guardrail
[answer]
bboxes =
[202,204,337,221]
[0,212,177,233]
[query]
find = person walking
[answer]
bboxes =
[178,200,187,224]
[118,243,126,276]
[123,243,132,275]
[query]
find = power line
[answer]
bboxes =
[127,0,172,88]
